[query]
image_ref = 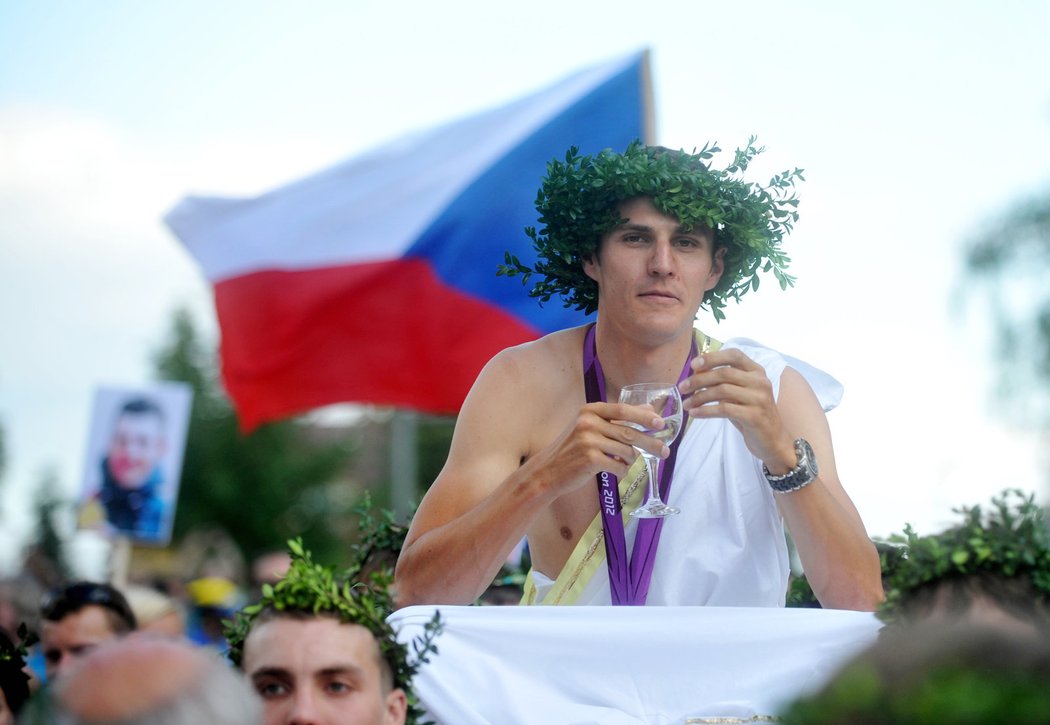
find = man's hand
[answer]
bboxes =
[680,348,884,610]
[526,402,670,500]
[678,348,797,474]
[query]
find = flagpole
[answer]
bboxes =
[639,48,656,145]
[389,409,418,521]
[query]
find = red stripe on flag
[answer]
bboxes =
[214,258,540,430]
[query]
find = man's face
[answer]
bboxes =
[41,605,124,681]
[243,617,407,725]
[105,412,166,489]
[583,196,725,343]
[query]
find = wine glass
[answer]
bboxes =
[618,382,683,518]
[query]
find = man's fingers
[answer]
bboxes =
[591,402,664,429]
[599,418,668,460]
[689,348,764,374]
[580,405,669,460]
[680,360,758,396]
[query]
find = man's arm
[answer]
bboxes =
[394,345,669,607]
[681,349,884,611]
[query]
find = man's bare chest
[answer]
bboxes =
[523,401,602,578]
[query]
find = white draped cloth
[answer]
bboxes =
[390,605,882,725]
[529,338,844,606]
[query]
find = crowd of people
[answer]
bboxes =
[2,142,1049,723]
[0,486,1047,724]
[0,536,438,725]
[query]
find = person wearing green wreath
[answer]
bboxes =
[395,140,883,610]
[225,539,440,725]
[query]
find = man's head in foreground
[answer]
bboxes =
[780,621,1050,724]
[240,610,406,725]
[20,634,261,724]
[878,488,1050,634]
[39,581,137,681]
[225,539,441,725]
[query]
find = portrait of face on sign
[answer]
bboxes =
[77,383,192,545]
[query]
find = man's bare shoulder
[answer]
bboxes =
[418,326,589,523]
[474,325,588,395]
[450,325,589,464]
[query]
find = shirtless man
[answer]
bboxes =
[395,141,883,610]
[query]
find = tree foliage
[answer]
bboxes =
[24,468,71,588]
[965,189,1050,426]
[152,308,355,563]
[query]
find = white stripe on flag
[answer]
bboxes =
[165,52,643,283]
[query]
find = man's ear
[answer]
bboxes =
[385,688,408,725]
[582,253,599,283]
[705,246,727,291]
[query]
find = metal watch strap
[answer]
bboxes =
[763,438,818,494]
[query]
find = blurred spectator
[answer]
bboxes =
[780,621,1050,724]
[123,584,185,638]
[0,587,17,637]
[251,550,291,587]
[878,488,1050,634]
[38,582,136,681]
[184,576,241,650]
[18,634,261,724]
[0,626,32,725]
[248,550,292,602]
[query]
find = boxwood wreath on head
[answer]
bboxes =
[878,488,1050,626]
[498,137,804,320]
[224,538,442,725]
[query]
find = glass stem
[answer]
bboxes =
[643,453,661,506]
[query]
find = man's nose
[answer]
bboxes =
[648,239,676,275]
[287,690,321,725]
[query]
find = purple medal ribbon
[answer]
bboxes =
[583,324,697,605]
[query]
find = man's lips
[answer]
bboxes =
[638,290,679,302]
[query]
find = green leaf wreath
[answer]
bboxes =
[878,488,1050,625]
[0,622,35,671]
[498,137,803,320]
[0,622,35,666]
[223,538,442,725]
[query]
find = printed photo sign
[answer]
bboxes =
[77,383,193,545]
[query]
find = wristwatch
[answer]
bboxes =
[763,438,818,494]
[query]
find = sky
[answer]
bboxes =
[1,1,1049,575]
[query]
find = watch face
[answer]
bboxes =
[798,439,818,476]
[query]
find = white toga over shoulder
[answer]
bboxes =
[528,338,843,606]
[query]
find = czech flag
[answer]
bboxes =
[165,51,652,431]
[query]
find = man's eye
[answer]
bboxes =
[44,650,61,664]
[256,681,290,699]
[675,237,700,248]
[325,681,353,695]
